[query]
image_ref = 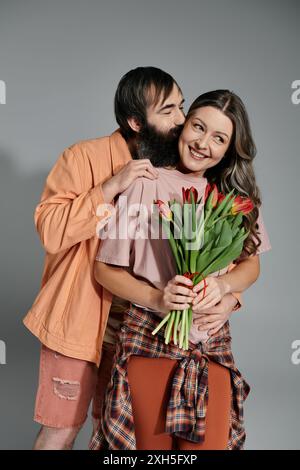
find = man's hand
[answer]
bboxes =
[192,293,238,336]
[102,159,159,203]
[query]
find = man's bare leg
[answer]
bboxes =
[33,424,83,450]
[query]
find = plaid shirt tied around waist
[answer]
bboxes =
[90,304,251,450]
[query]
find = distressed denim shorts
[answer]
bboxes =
[34,342,116,428]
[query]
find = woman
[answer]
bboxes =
[90,90,271,450]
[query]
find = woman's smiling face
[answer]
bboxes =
[178,106,234,176]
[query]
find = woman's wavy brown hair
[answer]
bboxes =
[186,90,262,259]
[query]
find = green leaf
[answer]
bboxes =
[196,247,225,275]
[193,230,249,283]
[232,211,243,231]
[216,219,232,248]
[219,192,235,217]
[195,239,215,273]
[207,189,235,226]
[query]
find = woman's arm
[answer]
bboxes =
[219,255,260,295]
[94,261,195,315]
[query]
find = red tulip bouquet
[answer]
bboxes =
[152,183,254,350]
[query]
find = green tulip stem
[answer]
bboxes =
[179,309,186,349]
[185,308,190,350]
[152,311,171,336]
[165,310,176,344]
[173,310,181,345]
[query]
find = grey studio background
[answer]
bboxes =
[0,0,299,450]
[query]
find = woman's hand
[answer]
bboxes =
[191,276,230,313]
[156,275,197,314]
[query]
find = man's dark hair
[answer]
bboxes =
[114,66,181,140]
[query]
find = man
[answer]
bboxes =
[24,67,242,450]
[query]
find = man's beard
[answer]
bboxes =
[133,122,183,168]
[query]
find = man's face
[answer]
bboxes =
[134,84,186,167]
[146,83,185,133]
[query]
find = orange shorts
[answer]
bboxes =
[34,342,116,428]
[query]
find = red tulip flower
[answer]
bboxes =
[204,183,219,208]
[155,200,172,220]
[217,192,226,205]
[231,195,254,215]
[182,187,198,204]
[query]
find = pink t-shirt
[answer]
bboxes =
[96,167,271,344]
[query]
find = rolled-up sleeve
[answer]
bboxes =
[255,207,272,255]
[235,206,272,263]
[34,146,107,254]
